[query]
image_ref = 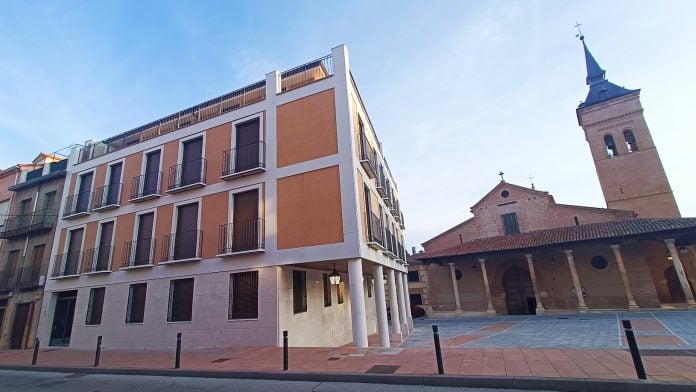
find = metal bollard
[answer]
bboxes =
[432,324,444,375]
[94,336,102,367]
[31,338,40,365]
[283,330,288,371]
[175,332,182,369]
[621,320,647,380]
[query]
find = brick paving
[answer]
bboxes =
[1,311,695,383]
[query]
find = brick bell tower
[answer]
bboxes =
[575,34,680,218]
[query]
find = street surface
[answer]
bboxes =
[0,370,551,392]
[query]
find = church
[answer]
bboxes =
[412,36,696,317]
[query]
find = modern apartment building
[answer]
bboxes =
[0,154,67,349]
[37,45,412,350]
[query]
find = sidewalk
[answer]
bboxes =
[1,344,695,383]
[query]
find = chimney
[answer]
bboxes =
[411,246,416,256]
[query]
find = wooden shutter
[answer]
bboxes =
[134,213,154,264]
[229,271,258,319]
[107,163,122,204]
[76,173,93,212]
[65,229,83,275]
[174,203,199,259]
[181,137,203,185]
[232,190,259,251]
[235,119,260,171]
[144,150,161,195]
[168,278,194,322]
[96,222,114,270]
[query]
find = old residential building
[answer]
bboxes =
[414,37,696,316]
[0,154,67,349]
[37,45,412,350]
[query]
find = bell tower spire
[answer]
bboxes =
[575,31,680,218]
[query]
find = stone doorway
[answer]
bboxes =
[503,267,536,315]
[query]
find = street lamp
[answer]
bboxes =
[329,264,341,285]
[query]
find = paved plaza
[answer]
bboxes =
[0,311,695,383]
[404,311,696,349]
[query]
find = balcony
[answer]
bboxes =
[129,171,162,202]
[280,55,333,93]
[161,230,203,263]
[382,229,397,259]
[221,141,266,180]
[218,219,265,256]
[52,251,82,278]
[92,183,121,212]
[63,192,92,219]
[122,238,156,269]
[383,183,393,208]
[167,158,207,193]
[82,246,114,274]
[365,211,385,250]
[76,80,267,164]
[375,165,388,198]
[358,133,378,179]
[399,212,405,230]
[0,209,57,239]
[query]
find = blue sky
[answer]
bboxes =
[1,1,695,249]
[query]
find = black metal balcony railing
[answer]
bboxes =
[358,132,378,178]
[63,192,92,217]
[366,211,384,247]
[280,54,333,93]
[167,158,207,191]
[399,211,405,229]
[17,264,42,289]
[0,208,57,239]
[0,269,16,291]
[222,141,266,178]
[218,219,265,254]
[92,183,122,210]
[161,230,202,262]
[122,238,156,268]
[52,251,82,278]
[82,246,114,273]
[384,229,397,257]
[130,171,162,200]
[375,165,388,198]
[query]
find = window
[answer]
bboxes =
[501,213,520,235]
[126,283,147,323]
[75,172,93,213]
[0,201,8,227]
[106,162,122,204]
[624,130,638,152]
[171,202,199,260]
[604,134,618,157]
[574,216,580,226]
[455,269,463,280]
[408,271,420,282]
[323,273,332,307]
[6,250,19,278]
[591,256,609,270]
[42,191,56,210]
[132,212,154,266]
[229,271,258,319]
[501,190,510,198]
[143,150,161,196]
[86,287,106,325]
[168,278,194,322]
[410,293,423,306]
[337,281,345,304]
[293,270,307,314]
[367,279,372,298]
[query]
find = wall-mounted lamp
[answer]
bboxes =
[329,264,341,285]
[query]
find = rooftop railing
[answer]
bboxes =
[280,55,333,93]
[76,80,267,164]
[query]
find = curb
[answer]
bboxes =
[0,365,693,392]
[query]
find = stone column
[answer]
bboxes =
[478,258,496,315]
[664,239,696,308]
[610,244,640,311]
[395,271,409,334]
[448,263,464,315]
[524,254,545,314]
[348,258,369,347]
[564,250,588,312]
[372,264,390,348]
[386,269,402,339]
[401,272,414,329]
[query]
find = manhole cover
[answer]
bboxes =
[212,358,230,363]
[365,365,399,374]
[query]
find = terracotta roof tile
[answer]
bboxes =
[415,218,696,261]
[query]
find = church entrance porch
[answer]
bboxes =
[502,266,536,315]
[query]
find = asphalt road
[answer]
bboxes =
[0,370,552,392]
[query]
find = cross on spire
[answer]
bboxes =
[528,175,535,190]
[498,171,505,182]
[574,21,584,39]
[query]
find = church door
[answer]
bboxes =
[503,267,536,315]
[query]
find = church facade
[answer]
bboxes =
[413,37,696,317]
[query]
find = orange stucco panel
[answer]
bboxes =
[122,152,143,205]
[112,213,134,271]
[276,89,338,168]
[56,228,68,256]
[277,165,343,249]
[201,192,229,259]
[204,123,232,186]
[161,140,179,190]
[83,221,99,256]
[154,204,173,264]
[93,165,106,194]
